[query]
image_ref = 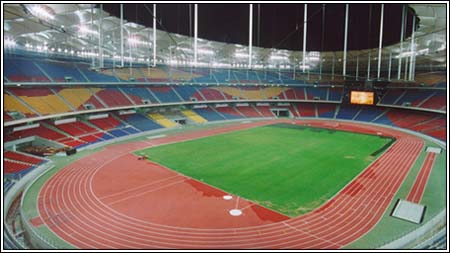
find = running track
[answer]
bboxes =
[406,152,437,204]
[34,119,425,249]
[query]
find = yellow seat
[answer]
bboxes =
[181,110,207,123]
[148,113,178,128]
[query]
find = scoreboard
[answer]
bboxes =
[350,91,375,105]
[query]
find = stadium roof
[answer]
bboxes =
[3,3,447,79]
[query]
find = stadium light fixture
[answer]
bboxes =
[128,36,152,47]
[4,37,16,48]
[235,52,249,58]
[299,65,310,70]
[79,25,99,35]
[198,48,214,55]
[270,55,288,61]
[395,48,429,58]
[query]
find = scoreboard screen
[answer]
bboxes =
[350,91,374,105]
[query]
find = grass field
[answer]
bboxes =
[137,123,394,217]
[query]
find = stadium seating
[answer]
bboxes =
[193,108,226,121]
[52,121,97,137]
[141,67,171,82]
[292,87,306,100]
[4,94,38,117]
[148,113,178,128]
[119,86,160,104]
[215,106,244,119]
[111,67,147,82]
[305,87,327,100]
[78,65,119,82]
[4,160,32,175]
[419,90,446,111]
[379,89,405,105]
[148,86,182,103]
[173,85,201,101]
[119,113,164,131]
[89,116,125,130]
[10,124,67,141]
[7,87,73,115]
[297,103,316,117]
[353,106,387,122]
[58,87,105,110]
[335,105,361,120]
[328,87,343,101]
[235,105,263,118]
[4,151,43,165]
[196,87,226,100]
[35,60,87,82]
[255,106,275,117]
[4,58,50,82]
[239,87,265,100]
[95,88,135,107]
[317,103,337,118]
[181,110,208,123]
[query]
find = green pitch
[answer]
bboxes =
[137,124,394,217]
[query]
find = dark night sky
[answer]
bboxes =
[102,3,417,52]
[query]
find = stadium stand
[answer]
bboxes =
[297,103,316,117]
[235,105,263,118]
[35,60,87,82]
[215,106,245,119]
[193,107,226,121]
[119,113,164,131]
[181,110,208,123]
[4,58,50,82]
[148,86,182,103]
[317,103,337,118]
[148,113,178,128]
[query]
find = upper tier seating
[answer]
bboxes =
[35,60,87,82]
[4,94,38,117]
[379,89,405,105]
[94,88,134,107]
[7,87,73,115]
[305,87,327,100]
[78,65,119,82]
[119,86,160,104]
[173,86,201,101]
[4,58,50,82]
[58,87,105,110]
[148,86,182,103]
[196,87,226,100]
[419,90,446,111]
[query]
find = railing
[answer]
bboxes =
[6,117,447,249]
[378,210,446,249]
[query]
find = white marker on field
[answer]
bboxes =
[223,195,233,200]
[229,209,242,216]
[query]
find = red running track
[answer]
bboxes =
[406,152,437,203]
[35,119,424,249]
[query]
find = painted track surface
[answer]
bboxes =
[406,152,437,203]
[35,119,424,249]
